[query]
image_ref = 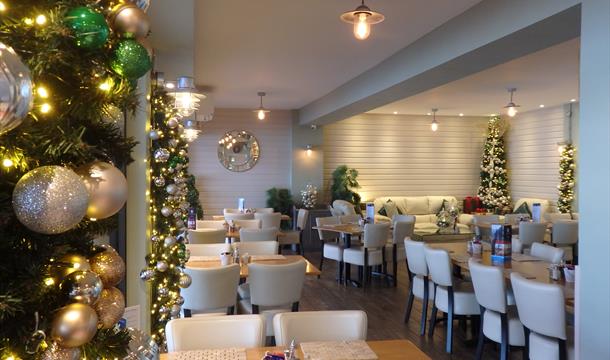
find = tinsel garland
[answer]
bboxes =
[557,144,576,213]
[477,116,511,210]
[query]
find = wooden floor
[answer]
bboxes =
[297,250,523,360]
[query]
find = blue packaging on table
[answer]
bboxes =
[490,223,512,261]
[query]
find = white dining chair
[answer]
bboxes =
[339,214,361,224]
[404,239,435,336]
[315,216,343,281]
[424,246,480,353]
[516,222,547,253]
[181,264,241,316]
[279,209,309,255]
[473,215,501,240]
[530,243,565,264]
[234,219,262,229]
[544,213,574,223]
[384,220,414,286]
[233,241,278,255]
[166,314,266,351]
[343,223,390,288]
[254,212,282,230]
[238,260,307,337]
[469,259,525,360]
[239,228,278,242]
[225,212,255,221]
[551,220,578,263]
[187,243,231,257]
[254,207,274,214]
[188,229,226,244]
[196,220,226,229]
[510,273,572,360]
[273,310,367,346]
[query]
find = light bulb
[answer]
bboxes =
[354,13,371,40]
[431,121,438,132]
[507,106,517,117]
[306,149,312,157]
[2,158,13,167]
[257,109,266,120]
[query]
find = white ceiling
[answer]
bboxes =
[370,38,580,116]
[192,0,482,109]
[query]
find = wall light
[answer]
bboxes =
[305,144,313,157]
[504,88,520,117]
[430,108,438,132]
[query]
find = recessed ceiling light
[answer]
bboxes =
[570,99,576,102]
[459,113,464,117]
[539,104,545,108]
[393,111,398,115]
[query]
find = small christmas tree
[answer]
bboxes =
[477,117,511,210]
[557,144,576,213]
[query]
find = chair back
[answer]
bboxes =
[423,246,453,287]
[234,219,261,229]
[544,213,573,223]
[254,212,282,229]
[233,241,278,255]
[332,200,356,215]
[510,273,566,340]
[552,220,578,246]
[468,259,507,313]
[196,220,225,229]
[519,222,547,246]
[296,209,309,230]
[240,228,278,242]
[393,214,416,223]
[530,243,564,264]
[339,214,361,224]
[182,264,240,313]
[504,214,529,226]
[225,213,255,221]
[315,216,340,241]
[188,229,226,244]
[166,315,265,351]
[392,220,415,244]
[363,223,390,249]
[249,260,306,307]
[404,239,428,276]
[187,243,231,257]
[273,310,367,346]
[254,207,274,214]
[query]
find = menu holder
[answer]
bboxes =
[300,340,378,360]
[166,348,246,360]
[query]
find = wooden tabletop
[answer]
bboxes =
[313,224,364,236]
[161,339,430,360]
[427,242,575,300]
[186,255,321,278]
[210,214,291,221]
[190,228,287,240]
[411,231,473,243]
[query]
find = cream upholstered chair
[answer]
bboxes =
[234,219,261,229]
[510,273,572,360]
[424,246,479,353]
[343,223,390,288]
[473,215,501,240]
[166,315,265,351]
[273,310,367,346]
[384,220,414,286]
[181,264,241,316]
[233,241,278,255]
[239,260,307,337]
[504,213,529,226]
[196,220,225,229]
[517,222,547,253]
[187,243,231,257]
[469,259,525,360]
[331,200,357,215]
[316,216,343,281]
[339,214,361,224]
[279,209,309,255]
[188,229,226,244]
[225,212,255,221]
[404,239,435,336]
[552,220,578,263]
[254,212,282,230]
[254,207,274,214]
[544,213,575,223]
[530,243,565,264]
[239,228,278,242]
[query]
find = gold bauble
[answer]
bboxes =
[51,254,91,279]
[110,3,150,39]
[89,245,125,287]
[50,303,98,348]
[94,287,125,329]
[77,161,128,220]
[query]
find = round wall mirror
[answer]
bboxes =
[217,130,260,172]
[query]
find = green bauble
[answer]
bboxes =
[168,156,186,169]
[111,39,152,79]
[65,7,109,50]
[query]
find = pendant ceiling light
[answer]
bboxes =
[167,76,206,117]
[254,92,270,120]
[504,88,520,117]
[340,0,385,40]
[430,108,439,132]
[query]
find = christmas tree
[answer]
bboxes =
[0,0,155,358]
[557,144,575,213]
[477,117,511,210]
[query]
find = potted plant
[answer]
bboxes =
[266,187,294,229]
[330,165,361,213]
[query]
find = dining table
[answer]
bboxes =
[189,228,288,243]
[312,223,364,285]
[186,254,322,278]
[160,339,431,360]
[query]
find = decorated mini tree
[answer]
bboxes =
[477,117,511,211]
[557,144,576,213]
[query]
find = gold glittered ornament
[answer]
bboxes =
[89,245,125,287]
[50,303,98,347]
[94,287,125,329]
[76,161,128,220]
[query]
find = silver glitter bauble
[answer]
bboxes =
[148,129,160,140]
[60,270,103,305]
[163,235,176,247]
[50,303,98,347]
[0,42,34,136]
[153,148,170,162]
[77,161,128,220]
[175,220,185,229]
[123,328,159,360]
[176,296,185,306]
[12,166,89,234]
[139,269,154,281]
[160,206,172,217]
[150,235,160,243]
[158,305,170,315]
[168,139,178,148]
[167,118,179,128]
[41,343,81,360]
[157,287,169,297]
[170,304,181,317]
[153,176,165,187]
[173,211,182,218]
[109,3,150,39]
[165,183,177,195]
[178,273,192,288]
[156,261,168,272]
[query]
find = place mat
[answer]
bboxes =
[512,254,544,262]
[165,348,246,360]
[300,340,378,360]
[251,255,286,261]
[189,256,220,262]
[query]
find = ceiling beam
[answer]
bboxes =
[298,0,581,125]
